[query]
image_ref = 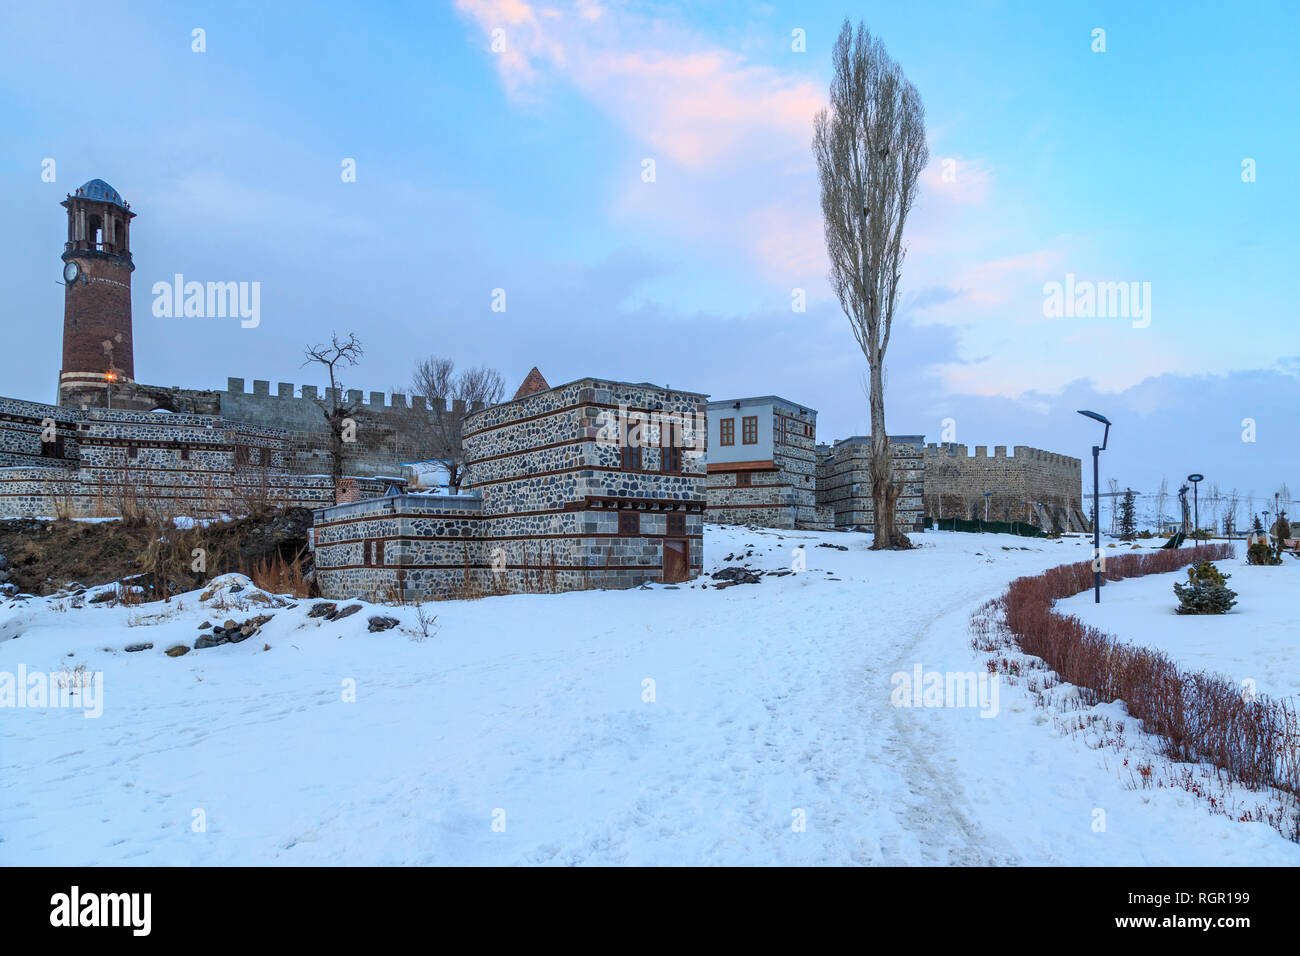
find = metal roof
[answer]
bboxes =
[73,178,127,207]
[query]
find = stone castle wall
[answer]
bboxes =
[0,395,400,518]
[922,443,1086,531]
[56,375,486,480]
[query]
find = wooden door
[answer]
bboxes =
[662,538,689,583]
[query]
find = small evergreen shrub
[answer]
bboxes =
[1173,561,1237,614]
[1173,581,1238,614]
[1247,539,1283,566]
[1187,559,1227,586]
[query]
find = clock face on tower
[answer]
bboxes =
[63,261,80,283]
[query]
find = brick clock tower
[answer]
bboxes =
[58,178,135,407]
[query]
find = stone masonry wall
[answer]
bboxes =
[462,378,707,593]
[816,436,926,532]
[58,376,484,481]
[314,495,486,601]
[0,395,400,518]
[922,443,1085,531]
[706,469,799,528]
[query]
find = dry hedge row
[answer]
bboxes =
[1000,545,1300,803]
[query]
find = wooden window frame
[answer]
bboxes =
[618,511,640,536]
[742,416,758,445]
[719,418,735,447]
[666,514,685,536]
[736,471,752,487]
[620,444,642,472]
[661,443,682,474]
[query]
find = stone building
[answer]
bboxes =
[815,436,927,533]
[704,396,825,529]
[922,443,1086,532]
[313,373,708,600]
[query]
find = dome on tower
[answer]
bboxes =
[74,178,127,207]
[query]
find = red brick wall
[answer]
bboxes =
[62,257,134,380]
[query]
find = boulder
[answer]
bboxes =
[124,642,153,653]
[308,602,337,619]
[195,633,229,649]
[165,645,190,657]
[710,567,762,585]
[368,615,400,632]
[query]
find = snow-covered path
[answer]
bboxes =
[2,527,1297,865]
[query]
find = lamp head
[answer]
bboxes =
[1076,409,1112,451]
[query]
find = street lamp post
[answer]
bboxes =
[1188,473,1204,543]
[1077,410,1112,604]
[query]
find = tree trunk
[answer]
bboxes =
[868,369,890,550]
[328,407,346,495]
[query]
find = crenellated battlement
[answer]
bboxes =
[924,441,1079,468]
[223,378,486,415]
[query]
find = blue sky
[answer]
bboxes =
[0,0,1295,502]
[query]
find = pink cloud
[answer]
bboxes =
[455,0,834,286]
[454,2,1019,305]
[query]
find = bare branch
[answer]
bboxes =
[409,355,505,492]
[302,331,365,491]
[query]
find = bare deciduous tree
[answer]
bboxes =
[814,19,928,549]
[1107,478,1120,534]
[1224,488,1240,539]
[1154,476,1168,531]
[303,332,364,494]
[411,356,505,492]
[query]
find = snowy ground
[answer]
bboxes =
[1057,550,1300,700]
[2,525,1297,865]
